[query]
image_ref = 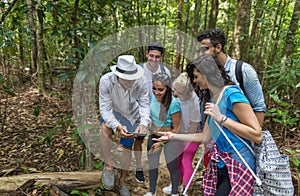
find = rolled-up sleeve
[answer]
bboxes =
[99,76,120,131]
[242,64,267,112]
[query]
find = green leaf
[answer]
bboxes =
[81,192,89,196]
[285,149,296,155]
[70,189,80,195]
[34,106,40,117]
[72,47,85,54]
[2,85,16,96]
[293,159,300,166]
[58,70,75,80]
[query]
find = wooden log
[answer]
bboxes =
[0,171,102,193]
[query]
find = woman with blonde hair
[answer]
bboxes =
[162,72,201,195]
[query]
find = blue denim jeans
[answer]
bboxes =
[231,146,256,173]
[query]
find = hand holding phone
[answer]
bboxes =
[132,132,147,137]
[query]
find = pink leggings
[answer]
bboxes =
[178,142,201,190]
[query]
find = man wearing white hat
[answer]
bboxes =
[99,55,151,196]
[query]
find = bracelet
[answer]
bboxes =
[160,142,165,146]
[220,116,228,126]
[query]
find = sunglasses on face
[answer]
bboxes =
[196,46,211,53]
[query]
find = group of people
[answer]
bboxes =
[98,28,267,196]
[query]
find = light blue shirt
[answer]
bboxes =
[150,94,181,127]
[224,55,266,112]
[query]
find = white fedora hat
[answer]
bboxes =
[110,55,144,80]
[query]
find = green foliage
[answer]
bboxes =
[37,130,57,146]
[0,72,15,96]
[264,57,300,98]
[70,189,89,196]
[54,114,73,130]
[285,149,300,175]
[71,123,100,168]
[266,94,300,127]
[92,186,104,195]
[37,114,73,146]
[71,123,94,146]
[93,160,104,170]
[34,106,40,117]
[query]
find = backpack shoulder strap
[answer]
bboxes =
[235,60,244,92]
[159,63,166,74]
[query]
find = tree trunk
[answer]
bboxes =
[208,0,218,29]
[187,0,202,64]
[247,0,264,69]
[232,0,251,60]
[73,0,80,67]
[269,0,285,65]
[18,18,25,83]
[281,0,300,66]
[37,2,46,93]
[176,0,183,69]
[192,0,202,36]
[180,0,190,70]
[137,1,144,62]
[26,0,38,74]
[204,0,209,29]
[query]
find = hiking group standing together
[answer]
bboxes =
[98,28,267,196]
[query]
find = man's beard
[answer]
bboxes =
[147,61,159,72]
[212,52,222,67]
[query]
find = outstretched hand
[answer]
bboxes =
[152,131,174,142]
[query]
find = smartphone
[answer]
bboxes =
[132,132,147,137]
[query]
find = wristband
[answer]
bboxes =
[220,116,228,126]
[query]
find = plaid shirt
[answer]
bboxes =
[201,145,254,196]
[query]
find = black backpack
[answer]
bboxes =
[235,60,245,92]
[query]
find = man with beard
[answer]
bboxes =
[196,29,266,175]
[196,29,266,126]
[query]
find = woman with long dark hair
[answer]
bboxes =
[144,73,181,196]
[153,55,262,196]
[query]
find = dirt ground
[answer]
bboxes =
[0,89,204,195]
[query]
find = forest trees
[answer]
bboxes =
[0,0,299,84]
[0,0,299,175]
